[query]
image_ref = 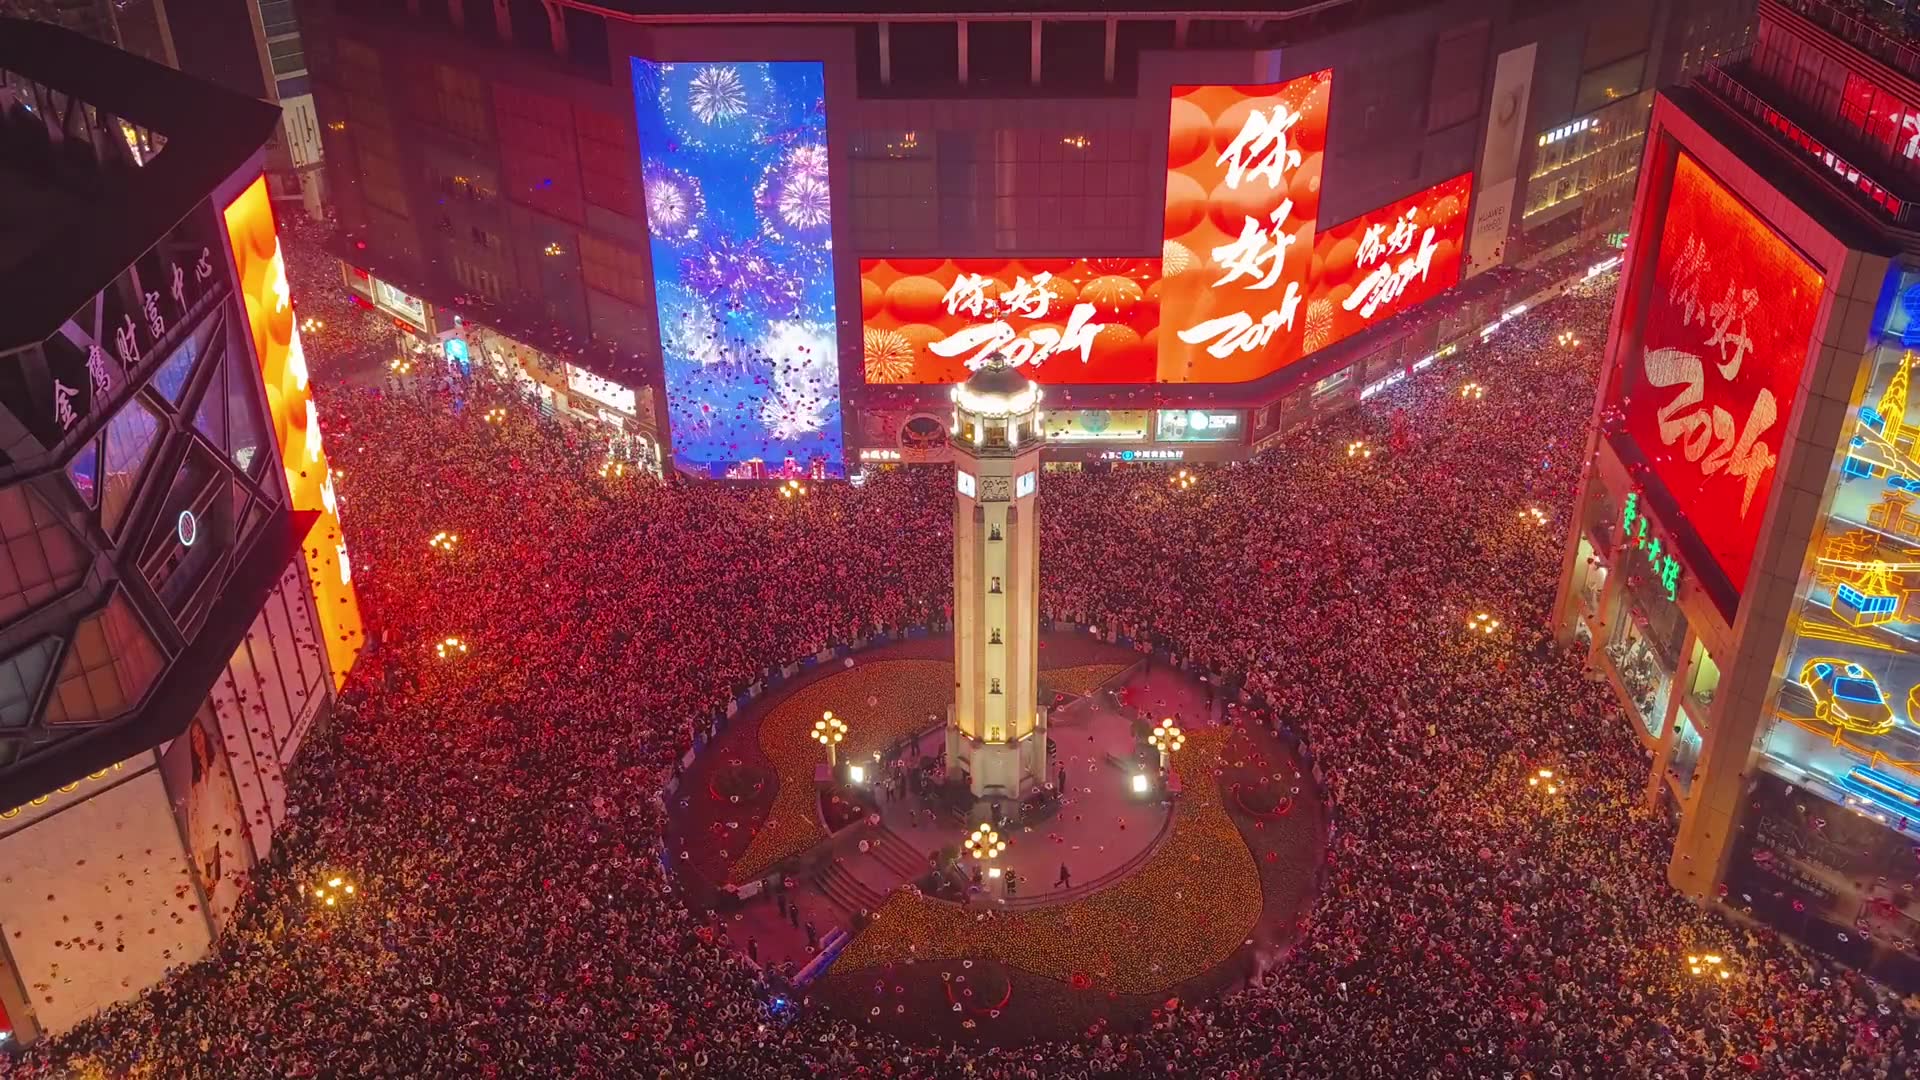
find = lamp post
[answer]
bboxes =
[812,710,848,768]
[1526,767,1563,797]
[1686,953,1732,981]
[1148,720,1184,774]
[964,823,1008,895]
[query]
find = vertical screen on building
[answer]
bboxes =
[221,175,364,688]
[631,60,844,477]
[1613,153,1823,595]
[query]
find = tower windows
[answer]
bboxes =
[990,678,1002,694]
[990,576,1002,593]
[990,628,1002,644]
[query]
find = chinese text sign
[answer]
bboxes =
[1617,153,1823,597]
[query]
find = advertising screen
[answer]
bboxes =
[1613,153,1823,596]
[222,175,364,689]
[858,72,1471,386]
[632,60,844,476]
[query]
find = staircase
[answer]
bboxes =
[810,823,930,917]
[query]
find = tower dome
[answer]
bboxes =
[953,353,1041,419]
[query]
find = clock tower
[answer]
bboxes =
[947,355,1049,801]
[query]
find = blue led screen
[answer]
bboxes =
[631,59,844,477]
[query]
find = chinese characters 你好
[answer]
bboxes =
[1643,232,1779,518]
[1176,100,1310,361]
[927,271,1105,371]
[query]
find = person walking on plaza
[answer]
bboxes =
[1056,862,1072,889]
[804,921,818,952]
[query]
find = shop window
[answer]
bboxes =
[100,398,162,536]
[1686,642,1721,721]
[1573,536,1608,618]
[1668,712,1704,796]
[1574,54,1646,116]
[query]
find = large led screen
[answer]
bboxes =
[1614,153,1823,595]
[632,60,844,476]
[858,71,1471,386]
[222,176,364,689]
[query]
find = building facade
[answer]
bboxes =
[0,0,329,212]
[299,0,1741,478]
[0,20,362,1044]
[1554,0,1920,989]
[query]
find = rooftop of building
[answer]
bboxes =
[0,16,281,350]
[563,0,1371,17]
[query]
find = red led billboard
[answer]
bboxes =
[859,72,1472,386]
[1616,152,1823,595]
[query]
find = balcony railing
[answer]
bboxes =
[1774,0,1920,85]
[1701,62,1920,227]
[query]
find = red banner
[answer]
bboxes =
[1616,153,1824,595]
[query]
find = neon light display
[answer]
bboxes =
[632,60,843,477]
[222,176,364,689]
[1620,490,1683,601]
[859,72,1472,386]
[1613,153,1823,598]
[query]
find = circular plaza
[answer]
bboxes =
[665,630,1326,1045]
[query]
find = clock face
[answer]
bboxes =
[1016,471,1036,498]
[956,470,977,498]
[1496,89,1519,126]
[177,510,198,547]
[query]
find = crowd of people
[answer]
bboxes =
[6,223,1917,1078]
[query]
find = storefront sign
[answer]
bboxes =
[370,277,428,330]
[1099,448,1185,461]
[1621,490,1683,601]
[565,363,638,415]
[1155,409,1242,442]
[859,448,903,462]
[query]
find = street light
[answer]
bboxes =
[483,407,508,424]
[436,636,469,660]
[1686,953,1732,981]
[306,874,357,908]
[1526,767,1563,796]
[428,530,459,552]
[779,479,809,499]
[1466,612,1500,636]
[812,710,848,767]
[964,823,1008,862]
[1346,440,1372,460]
[1170,468,1196,491]
[1149,720,1184,773]
[1460,382,1485,400]
[1520,507,1549,528]
[1557,330,1581,348]
[600,460,628,480]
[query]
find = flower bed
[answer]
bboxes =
[728,660,954,882]
[1036,663,1125,701]
[834,728,1261,995]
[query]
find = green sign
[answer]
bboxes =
[1621,491,1682,601]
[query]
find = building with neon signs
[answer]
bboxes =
[1553,0,1920,986]
[298,0,1748,476]
[0,19,362,1045]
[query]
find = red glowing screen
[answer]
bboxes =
[859,72,1471,385]
[1615,152,1823,595]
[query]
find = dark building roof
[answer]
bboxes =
[0,16,282,350]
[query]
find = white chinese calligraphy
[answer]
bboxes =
[1705,283,1758,380]
[1177,308,1289,360]
[85,344,111,396]
[1667,234,1711,328]
[1212,201,1297,290]
[143,290,164,339]
[53,380,78,431]
[1216,103,1303,191]
[944,273,991,318]
[997,273,1053,319]
[169,262,186,312]
[270,244,291,315]
[194,246,214,283]
[928,303,1104,370]
[113,314,139,369]
[1342,224,1440,319]
[1902,113,1920,161]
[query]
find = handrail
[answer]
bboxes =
[1699,62,1920,227]
[1774,0,1920,86]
